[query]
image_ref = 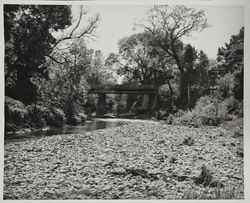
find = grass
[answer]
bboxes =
[184,165,235,199]
[183,185,235,199]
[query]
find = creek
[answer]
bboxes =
[5,118,157,142]
[5,119,126,142]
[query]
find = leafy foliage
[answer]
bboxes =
[38,39,91,122]
[216,73,235,98]
[4,5,72,103]
[216,27,244,101]
[4,5,103,125]
[170,96,229,126]
[108,31,175,86]
[5,96,65,132]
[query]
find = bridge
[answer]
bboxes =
[88,84,158,94]
[88,84,159,116]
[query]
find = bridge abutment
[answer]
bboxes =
[96,93,107,116]
[142,94,150,110]
[150,94,158,110]
[142,94,158,111]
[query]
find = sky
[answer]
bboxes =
[71,5,244,59]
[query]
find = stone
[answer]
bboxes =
[103,185,112,191]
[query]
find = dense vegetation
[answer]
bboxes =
[165,27,243,127]
[4,5,114,131]
[107,6,243,125]
[4,5,243,133]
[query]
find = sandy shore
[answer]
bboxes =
[4,122,243,199]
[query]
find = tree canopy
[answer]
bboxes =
[140,5,209,73]
[4,5,72,103]
[216,27,244,101]
[4,5,100,104]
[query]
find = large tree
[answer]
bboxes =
[106,31,175,86]
[39,39,93,122]
[138,5,209,108]
[216,27,244,101]
[4,5,100,104]
[4,5,72,103]
[85,50,115,86]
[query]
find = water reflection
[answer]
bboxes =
[6,120,125,141]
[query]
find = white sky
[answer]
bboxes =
[72,5,244,59]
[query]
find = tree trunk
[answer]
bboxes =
[187,84,190,109]
[178,72,189,109]
[166,78,174,112]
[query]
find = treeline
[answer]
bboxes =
[108,5,243,125]
[4,5,243,132]
[4,5,114,132]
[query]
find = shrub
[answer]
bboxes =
[176,110,199,126]
[26,105,66,128]
[5,96,29,125]
[222,96,242,116]
[171,96,230,126]
[5,95,67,133]
[26,105,49,128]
[216,73,235,98]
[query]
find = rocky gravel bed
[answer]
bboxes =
[4,122,244,199]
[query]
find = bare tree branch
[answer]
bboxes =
[53,6,100,49]
[46,55,65,65]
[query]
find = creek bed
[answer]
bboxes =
[4,122,244,199]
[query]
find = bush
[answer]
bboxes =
[68,112,86,125]
[197,96,228,125]
[222,96,242,116]
[26,105,50,128]
[216,73,235,98]
[171,96,229,126]
[26,105,66,128]
[5,96,66,132]
[5,96,29,126]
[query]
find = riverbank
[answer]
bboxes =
[4,121,243,199]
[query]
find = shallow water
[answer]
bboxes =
[5,120,126,141]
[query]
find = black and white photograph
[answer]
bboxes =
[1,0,249,200]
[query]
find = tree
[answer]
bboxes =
[138,5,209,108]
[216,27,243,101]
[4,5,100,104]
[175,44,210,108]
[106,31,181,112]
[217,27,244,72]
[38,39,92,123]
[86,50,115,86]
[196,50,210,90]
[107,31,175,87]
[4,5,72,103]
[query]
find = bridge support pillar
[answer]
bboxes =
[97,93,107,116]
[150,94,158,110]
[142,94,150,111]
